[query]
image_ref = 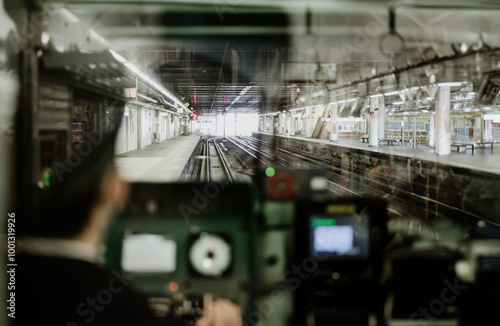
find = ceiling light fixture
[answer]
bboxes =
[109,49,187,110]
[437,82,463,87]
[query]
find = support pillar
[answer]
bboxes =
[435,86,451,155]
[305,107,313,137]
[285,113,291,136]
[290,113,296,136]
[474,116,482,143]
[369,97,379,147]
[378,97,385,140]
[330,103,338,142]
[412,117,417,148]
[279,112,285,134]
[429,114,435,148]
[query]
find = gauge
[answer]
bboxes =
[189,233,232,277]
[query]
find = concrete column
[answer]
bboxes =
[279,113,285,134]
[474,116,482,143]
[400,120,405,147]
[435,86,451,155]
[369,97,379,147]
[412,116,417,148]
[290,114,296,136]
[429,114,435,148]
[378,97,385,140]
[305,107,313,137]
[330,102,338,141]
[285,113,291,136]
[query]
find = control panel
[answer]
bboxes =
[105,182,256,325]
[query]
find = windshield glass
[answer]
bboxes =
[5,1,500,326]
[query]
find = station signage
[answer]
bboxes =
[124,88,137,98]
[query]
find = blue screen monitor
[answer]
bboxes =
[309,215,370,260]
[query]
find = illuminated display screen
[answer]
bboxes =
[309,215,369,260]
[121,234,176,273]
[314,225,354,253]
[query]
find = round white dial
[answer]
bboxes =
[189,233,232,277]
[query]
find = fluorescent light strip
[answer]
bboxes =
[109,49,187,110]
[329,98,356,105]
[227,86,253,110]
[109,49,127,63]
[370,94,384,98]
[290,104,323,111]
[393,101,404,105]
[437,82,463,87]
[384,91,399,96]
[123,62,141,74]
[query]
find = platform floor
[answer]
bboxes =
[114,135,200,182]
[258,132,500,176]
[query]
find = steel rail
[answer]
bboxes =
[213,138,234,183]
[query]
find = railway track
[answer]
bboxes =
[240,136,480,220]
[189,135,467,220]
[200,137,234,183]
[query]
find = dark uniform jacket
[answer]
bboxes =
[15,253,160,326]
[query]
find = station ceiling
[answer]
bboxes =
[9,0,500,116]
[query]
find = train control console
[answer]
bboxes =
[105,182,256,325]
[103,167,500,326]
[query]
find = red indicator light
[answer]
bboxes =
[268,172,294,199]
[169,281,179,292]
[43,150,52,159]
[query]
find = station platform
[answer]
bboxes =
[114,135,200,182]
[257,132,500,176]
